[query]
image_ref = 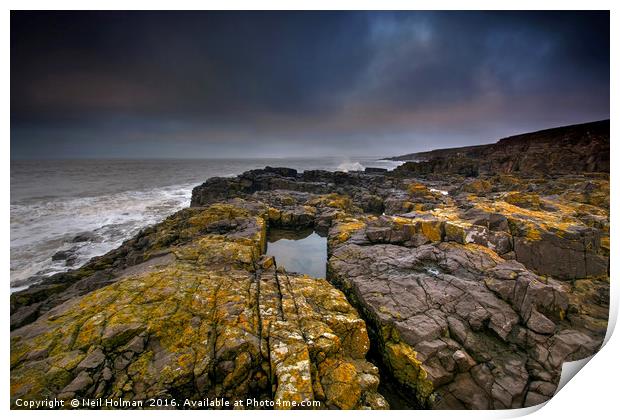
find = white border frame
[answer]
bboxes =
[3,3,617,419]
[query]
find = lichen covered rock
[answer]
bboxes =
[11,201,387,410]
[12,134,609,410]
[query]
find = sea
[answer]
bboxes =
[10,157,402,291]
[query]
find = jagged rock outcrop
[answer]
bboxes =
[11,121,610,410]
[187,162,608,409]
[11,202,387,410]
[191,167,392,215]
[327,216,606,408]
[391,120,609,176]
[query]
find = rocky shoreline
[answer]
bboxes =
[11,121,609,409]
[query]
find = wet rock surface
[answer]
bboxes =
[11,122,609,409]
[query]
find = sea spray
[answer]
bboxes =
[336,160,365,172]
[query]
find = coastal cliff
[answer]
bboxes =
[389,120,609,176]
[11,121,609,409]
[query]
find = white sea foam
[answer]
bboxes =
[10,183,194,290]
[372,159,406,170]
[430,188,449,196]
[10,157,405,290]
[336,161,365,172]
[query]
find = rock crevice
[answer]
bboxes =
[11,121,609,409]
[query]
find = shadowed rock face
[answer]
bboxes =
[390,120,610,176]
[319,170,608,408]
[328,231,604,408]
[11,122,609,410]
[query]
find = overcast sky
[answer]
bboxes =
[11,11,610,159]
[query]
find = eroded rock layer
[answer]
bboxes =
[11,203,387,410]
[11,122,609,410]
[389,119,609,175]
[187,164,608,409]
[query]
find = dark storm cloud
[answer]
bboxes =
[10,11,609,158]
[11,12,372,121]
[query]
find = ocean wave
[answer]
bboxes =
[430,188,449,196]
[10,157,402,291]
[370,159,406,170]
[336,161,365,172]
[10,183,195,290]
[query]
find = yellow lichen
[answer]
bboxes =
[384,341,434,402]
[331,219,366,244]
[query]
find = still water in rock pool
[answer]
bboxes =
[266,228,327,278]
